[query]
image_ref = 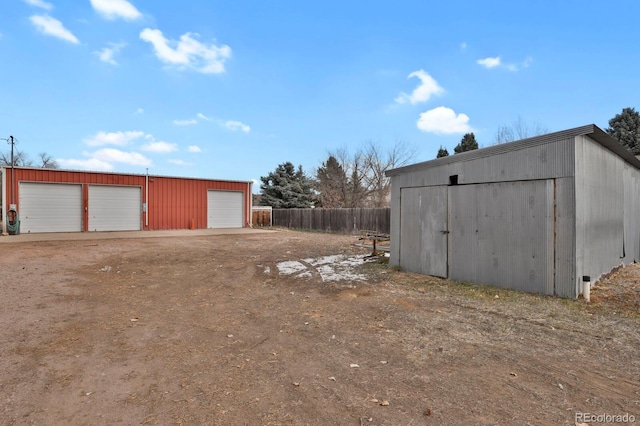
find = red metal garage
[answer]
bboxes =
[0,167,253,233]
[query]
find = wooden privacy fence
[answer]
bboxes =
[272,208,390,234]
[252,206,272,227]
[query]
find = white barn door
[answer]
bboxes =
[207,190,243,228]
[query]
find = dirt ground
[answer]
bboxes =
[0,229,638,425]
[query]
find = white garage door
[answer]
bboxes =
[207,190,243,228]
[89,185,141,232]
[19,182,82,233]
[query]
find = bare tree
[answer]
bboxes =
[361,140,416,207]
[38,152,59,169]
[321,140,416,208]
[0,149,34,167]
[0,149,59,168]
[494,116,548,144]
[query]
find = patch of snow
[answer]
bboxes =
[276,260,307,275]
[303,254,346,266]
[278,254,368,282]
[316,263,367,282]
[263,266,271,274]
[339,255,366,266]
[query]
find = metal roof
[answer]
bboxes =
[386,124,640,177]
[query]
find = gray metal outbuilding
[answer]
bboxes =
[386,124,640,298]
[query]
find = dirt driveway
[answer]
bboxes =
[1,229,638,425]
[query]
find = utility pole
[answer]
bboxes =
[7,135,16,205]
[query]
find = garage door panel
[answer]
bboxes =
[19,183,82,233]
[89,185,141,231]
[208,191,243,228]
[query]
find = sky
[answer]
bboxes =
[1,0,639,192]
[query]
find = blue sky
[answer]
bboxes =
[1,0,639,191]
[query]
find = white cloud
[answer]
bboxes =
[188,145,202,153]
[57,158,114,171]
[477,56,501,69]
[29,15,79,44]
[173,113,213,126]
[57,148,151,171]
[140,28,231,74]
[136,108,144,114]
[90,0,141,20]
[61,130,178,171]
[417,106,472,134]
[477,56,532,72]
[84,130,145,147]
[92,148,152,167]
[140,141,177,153]
[460,42,467,50]
[394,70,444,105]
[169,159,193,166]
[224,120,250,133]
[94,42,127,65]
[23,0,53,10]
[173,119,197,126]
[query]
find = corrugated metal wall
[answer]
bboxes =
[2,168,251,231]
[389,128,640,298]
[389,138,575,189]
[148,176,249,230]
[389,139,575,272]
[623,163,640,263]
[388,136,583,297]
[554,177,576,298]
[574,135,637,294]
[448,180,555,294]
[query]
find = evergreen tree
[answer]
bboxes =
[260,162,315,208]
[348,164,367,208]
[454,132,478,154]
[607,107,640,155]
[436,146,449,158]
[316,155,348,208]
